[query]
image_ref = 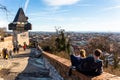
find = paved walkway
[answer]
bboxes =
[0,48,53,80]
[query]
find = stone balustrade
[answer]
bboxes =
[43,51,120,80]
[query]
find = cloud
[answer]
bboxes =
[103,5,120,11]
[76,4,94,7]
[0,19,8,28]
[113,0,120,2]
[44,0,80,7]
[28,9,69,17]
[24,0,30,13]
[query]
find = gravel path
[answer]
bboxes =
[0,48,52,80]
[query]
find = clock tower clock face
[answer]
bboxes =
[20,32,28,39]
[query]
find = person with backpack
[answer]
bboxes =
[13,47,16,54]
[9,49,13,58]
[4,48,8,60]
[76,49,103,76]
[23,44,27,51]
[16,46,19,53]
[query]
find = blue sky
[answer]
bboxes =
[0,0,120,32]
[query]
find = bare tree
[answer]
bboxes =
[0,4,7,11]
[0,4,9,37]
[87,36,110,53]
[111,41,120,69]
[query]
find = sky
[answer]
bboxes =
[0,0,120,32]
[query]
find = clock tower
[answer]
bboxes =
[8,8,32,48]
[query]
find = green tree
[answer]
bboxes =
[55,29,68,52]
[66,39,71,54]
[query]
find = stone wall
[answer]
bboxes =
[0,36,13,52]
[43,51,120,80]
[43,58,64,80]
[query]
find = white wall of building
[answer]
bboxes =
[17,31,29,46]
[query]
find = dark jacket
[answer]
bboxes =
[70,55,82,67]
[76,56,103,76]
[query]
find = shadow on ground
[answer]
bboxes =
[14,48,52,80]
[14,53,29,58]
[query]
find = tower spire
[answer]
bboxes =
[13,8,27,22]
